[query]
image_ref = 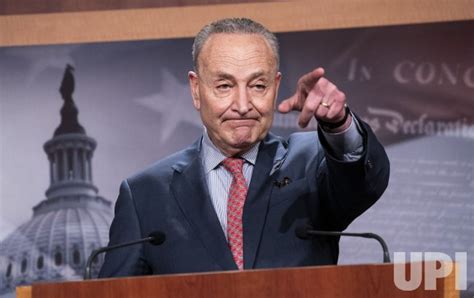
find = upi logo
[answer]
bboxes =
[393,252,467,291]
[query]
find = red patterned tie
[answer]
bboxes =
[221,157,248,270]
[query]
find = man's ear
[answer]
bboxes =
[274,71,283,103]
[275,71,282,89]
[188,71,200,110]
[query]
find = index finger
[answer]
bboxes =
[277,67,325,113]
[298,67,325,90]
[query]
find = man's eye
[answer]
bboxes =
[217,84,231,90]
[254,84,267,91]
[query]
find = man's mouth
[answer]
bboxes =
[224,118,258,126]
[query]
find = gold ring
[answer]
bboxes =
[320,102,330,108]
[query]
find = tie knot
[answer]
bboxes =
[221,157,244,175]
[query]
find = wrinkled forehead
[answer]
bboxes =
[197,33,278,74]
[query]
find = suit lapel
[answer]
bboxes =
[243,134,287,269]
[170,140,237,270]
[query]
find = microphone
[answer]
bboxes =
[83,231,166,280]
[274,176,291,188]
[295,225,390,263]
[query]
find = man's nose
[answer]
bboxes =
[233,87,251,114]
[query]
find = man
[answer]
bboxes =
[99,18,389,277]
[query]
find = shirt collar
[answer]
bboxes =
[201,128,260,173]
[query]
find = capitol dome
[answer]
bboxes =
[0,65,113,295]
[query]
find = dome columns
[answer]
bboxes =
[44,134,97,199]
[48,148,92,183]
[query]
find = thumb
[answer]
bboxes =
[277,96,295,113]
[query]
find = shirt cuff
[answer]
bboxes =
[319,114,364,161]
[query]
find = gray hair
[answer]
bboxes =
[192,18,280,72]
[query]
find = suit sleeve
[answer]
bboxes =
[98,180,152,278]
[315,115,390,231]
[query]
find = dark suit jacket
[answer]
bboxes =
[99,120,389,277]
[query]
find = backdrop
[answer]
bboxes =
[1,20,473,297]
